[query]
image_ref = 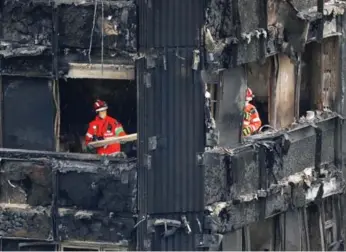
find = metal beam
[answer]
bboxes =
[65,63,135,80]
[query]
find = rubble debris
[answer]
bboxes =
[0,161,52,206]
[204,166,344,233]
[3,0,53,46]
[58,1,136,52]
[56,161,137,212]
[292,109,339,127]
[58,208,134,243]
[0,204,52,239]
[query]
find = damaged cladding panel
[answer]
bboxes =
[0,161,52,206]
[0,204,52,240]
[58,208,135,244]
[3,77,55,151]
[0,149,137,243]
[2,0,53,45]
[1,56,53,77]
[137,48,205,214]
[0,160,52,239]
[137,0,204,48]
[58,1,137,52]
[237,0,261,33]
[55,158,137,243]
[204,116,340,205]
[56,159,137,213]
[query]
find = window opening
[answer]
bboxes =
[300,38,339,119]
[58,78,137,158]
[247,62,270,127]
[248,218,274,251]
[300,42,315,117]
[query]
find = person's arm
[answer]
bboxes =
[85,124,95,146]
[114,122,126,137]
[249,107,262,132]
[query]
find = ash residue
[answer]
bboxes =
[0,205,52,239]
[57,209,134,243]
[204,151,227,205]
[205,0,235,40]
[58,1,136,52]
[238,0,260,33]
[0,161,52,206]
[57,169,136,212]
[3,0,52,46]
[291,0,318,11]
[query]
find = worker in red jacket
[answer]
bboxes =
[243,88,262,136]
[85,99,126,155]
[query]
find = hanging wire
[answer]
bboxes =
[88,0,98,63]
[52,80,60,151]
[101,0,104,74]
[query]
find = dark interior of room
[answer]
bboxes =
[300,43,314,117]
[251,98,269,127]
[59,78,137,157]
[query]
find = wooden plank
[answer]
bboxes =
[274,54,295,128]
[87,133,137,148]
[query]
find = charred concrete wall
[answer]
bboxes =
[204,0,344,69]
[0,0,137,77]
[204,115,344,231]
[0,150,137,246]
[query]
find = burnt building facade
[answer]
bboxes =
[0,0,345,251]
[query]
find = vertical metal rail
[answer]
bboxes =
[0,58,3,148]
[51,2,59,242]
[52,3,60,153]
[294,54,302,121]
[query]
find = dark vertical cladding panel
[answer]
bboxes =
[238,0,261,33]
[137,0,204,48]
[3,77,54,151]
[136,58,149,250]
[138,48,205,214]
[217,68,246,147]
[150,48,204,213]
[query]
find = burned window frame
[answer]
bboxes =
[55,63,136,155]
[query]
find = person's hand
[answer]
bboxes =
[86,144,95,152]
[243,126,252,136]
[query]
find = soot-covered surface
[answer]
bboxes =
[0,161,52,206]
[2,0,52,46]
[204,151,227,205]
[57,167,137,212]
[57,208,134,243]
[1,56,53,76]
[0,205,52,239]
[54,157,137,213]
[204,115,342,232]
[58,1,136,52]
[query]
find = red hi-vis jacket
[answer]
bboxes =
[243,103,262,136]
[85,115,126,155]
